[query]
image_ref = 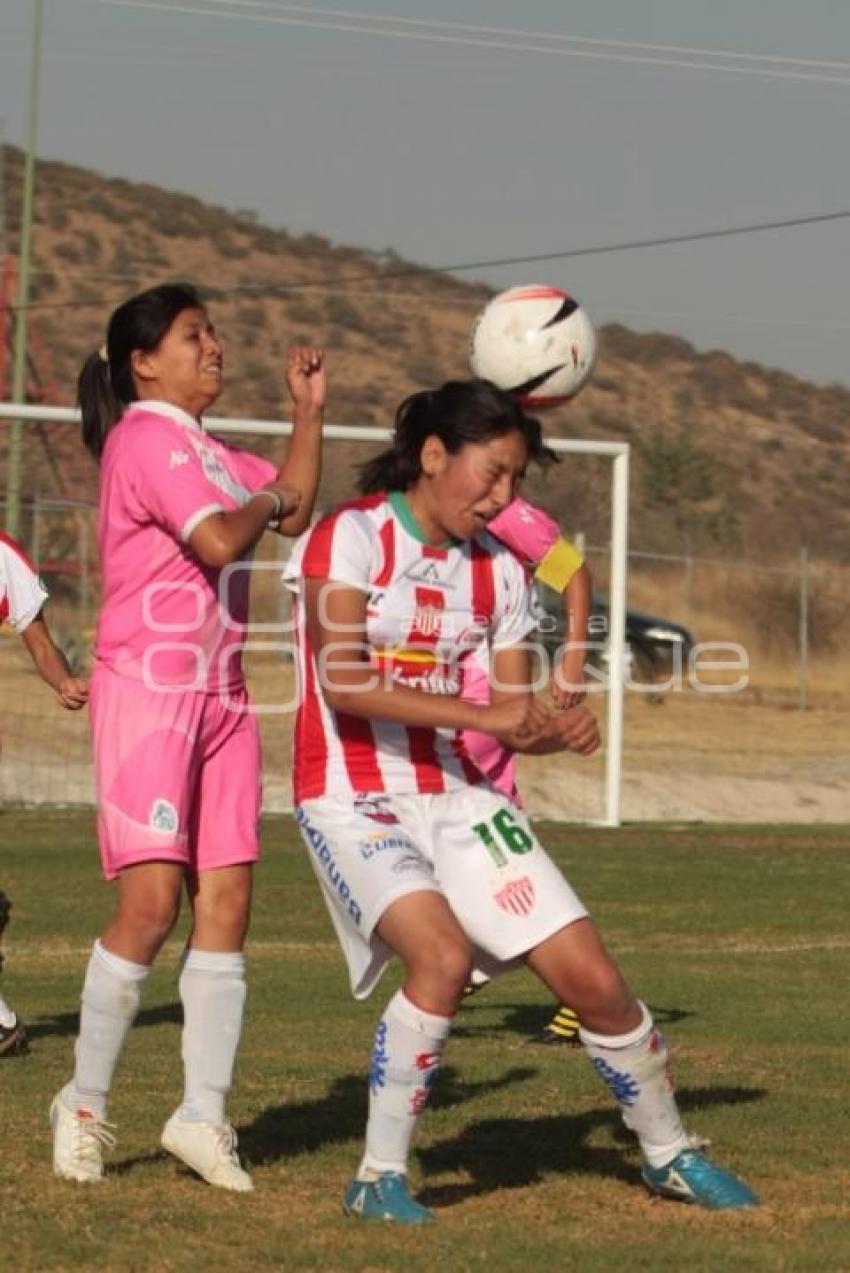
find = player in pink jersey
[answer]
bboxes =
[51,283,325,1191]
[288,379,756,1222]
[1,532,88,1057]
[460,496,591,803]
[458,497,591,1044]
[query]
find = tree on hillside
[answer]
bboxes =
[638,426,741,551]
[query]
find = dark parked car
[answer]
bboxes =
[533,585,695,682]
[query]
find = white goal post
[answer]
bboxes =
[0,403,629,825]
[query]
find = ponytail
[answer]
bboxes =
[77,351,125,460]
[359,390,438,493]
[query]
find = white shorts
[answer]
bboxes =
[295,786,588,999]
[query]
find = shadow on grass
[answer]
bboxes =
[453,999,697,1042]
[107,1078,765,1190]
[239,1063,537,1168]
[417,1084,766,1206]
[27,1001,182,1041]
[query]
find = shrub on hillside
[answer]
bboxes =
[218,235,251,260]
[323,295,362,331]
[54,240,84,265]
[286,297,324,327]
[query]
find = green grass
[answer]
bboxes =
[1,810,848,1271]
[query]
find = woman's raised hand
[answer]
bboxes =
[285,345,326,415]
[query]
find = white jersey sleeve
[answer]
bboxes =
[284,504,377,594]
[0,533,48,632]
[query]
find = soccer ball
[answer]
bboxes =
[470,284,597,407]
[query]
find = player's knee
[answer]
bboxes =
[417,934,474,995]
[575,962,634,1022]
[120,893,181,949]
[193,885,252,944]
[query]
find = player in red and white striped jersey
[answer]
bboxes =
[0,531,88,710]
[286,486,539,803]
[1,531,88,1057]
[286,379,756,1221]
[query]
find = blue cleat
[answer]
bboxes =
[343,1172,435,1223]
[642,1149,759,1210]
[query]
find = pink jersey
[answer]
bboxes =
[95,400,277,693]
[0,531,47,631]
[460,498,583,802]
[284,491,536,803]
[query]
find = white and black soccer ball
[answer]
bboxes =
[470,285,597,407]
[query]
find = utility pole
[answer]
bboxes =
[5,0,45,538]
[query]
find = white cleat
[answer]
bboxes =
[161,1112,254,1192]
[50,1089,116,1183]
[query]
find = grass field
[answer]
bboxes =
[1,810,848,1272]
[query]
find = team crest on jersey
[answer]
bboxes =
[413,602,442,638]
[493,875,536,917]
[149,799,178,835]
[186,434,248,503]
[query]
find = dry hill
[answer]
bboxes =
[2,144,848,564]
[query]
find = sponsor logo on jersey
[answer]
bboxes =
[402,561,456,590]
[169,450,190,469]
[392,667,459,695]
[149,798,178,835]
[295,806,363,926]
[493,875,536,917]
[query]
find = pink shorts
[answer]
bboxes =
[90,666,262,880]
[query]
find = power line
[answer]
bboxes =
[189,0,850,74]
[8,206,850,316]
[92,0,850,86]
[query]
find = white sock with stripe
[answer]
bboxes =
[68,940,150,1118]
[580,1001,690,1169]
[178,949,247,1125]
[358,989,452,1180]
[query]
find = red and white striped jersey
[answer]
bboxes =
[0,531,47,632]
[284,491,536,802]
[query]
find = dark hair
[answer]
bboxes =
[359,378,556,493]
[77,282,204,459]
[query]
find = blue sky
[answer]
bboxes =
[3,0,850,386]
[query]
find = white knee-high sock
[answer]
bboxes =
[178,949,246,1125]
[69,940,150,1118]
[0,992,17,1028]
[580,1001,690,1169]
[359,989,452,1179]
